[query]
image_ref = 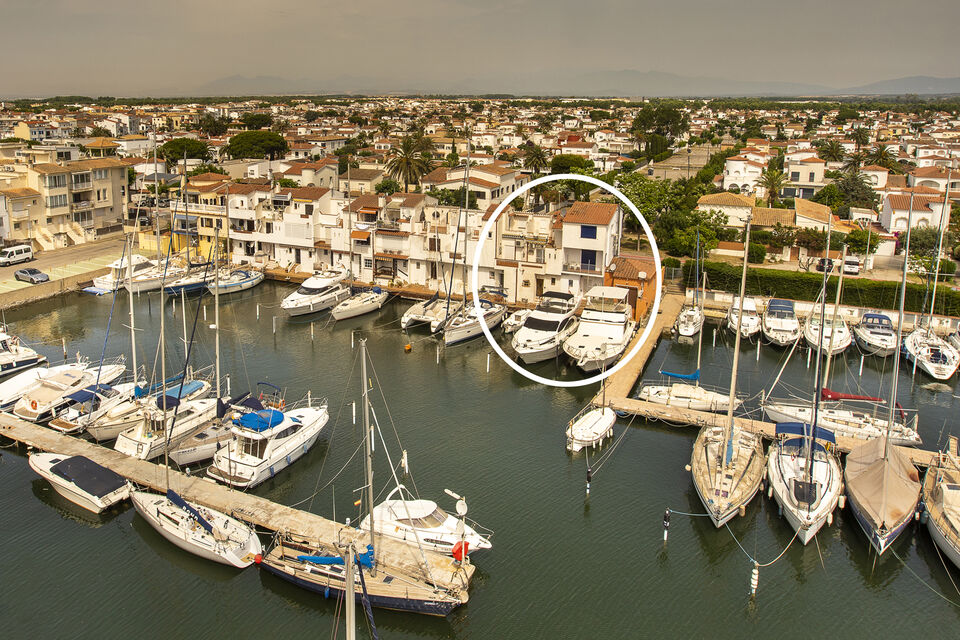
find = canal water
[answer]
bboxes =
[2,283,960,639]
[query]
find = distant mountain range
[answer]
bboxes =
[184,71,960,99]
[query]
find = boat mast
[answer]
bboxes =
[182,151,189,267]
[345,543,356,640]
[360,338,376,574]
[822,242,846,391]
[806,215,833,490]
[724,219,751,460]
[461,127,471,305]
[214,225,221,398]
[886,194,915,462]
[161,231,169,490]
[926,165,953,334]
[347,157,353,281]
[694,229,702,386]
[126,234,138,385]
[153,138,161,263]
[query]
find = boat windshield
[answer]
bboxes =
[401,507,448,529]
[240,436,267,459]
[523,317,561,332]
[296,284,332,296]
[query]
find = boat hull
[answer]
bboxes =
[845,491,914,556]
[28,453,129,513]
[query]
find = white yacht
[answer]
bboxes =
[47,382,138,435]
[902,329,959,381]
[0,365,75,411]
[330,287,389,321]
[502,309,532,334]
[131,488,262,568]
[512,292,581,364]
[0,330,47,377]
[726,296,761,338]
[766,423,842,545]
[206,269,264,296]
[565,405,616,452]
[562,287,636,373]
[922,437,960,571]
[169,418,234,466]
[761,299,801,346]
[92,254,156,291]
[28,453,130,513]
[803,308,851,355]
[114,396,217,460]
[675,305,704,337]
[125,262,188,293]
[280,279,350,317]
[401,294,452,330]
[13,358,125,423]
[637,383,737,413]
[208,392,328,488]
[853,312,898,357]
[308,263,348,287]
[85,378,211,443]
[359,485,491,555]
[763,397,921,446]
[437,300,507,346]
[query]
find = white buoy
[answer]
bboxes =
[827,512,833,526]
[272,315,277,334]
[486,352,490,373]
[256,303,260,320]
[712,329,716,348]
[311,322,315,341]
[436,344,440,364]
[203,305,207,321]
[756,340,760,362]
[750,564,759,596]
[172,298,176,314]
[859,354,864,376]
[352,401,356,425]
[806,347,811,368]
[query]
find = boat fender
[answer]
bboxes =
[838,495,846,509]
[324,586,330,599]
[286,454,292,465]
[404,343,412,353]
[827,512,833,527]
[767,485,773,499]
[269,466,275,477]
[738,504,746,518]
[663,509,671,543]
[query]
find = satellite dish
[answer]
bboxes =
[455,499,468,517]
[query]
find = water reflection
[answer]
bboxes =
[30,478,124,528]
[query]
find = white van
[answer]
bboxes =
[843,257,862,275]
[0,245,34,266]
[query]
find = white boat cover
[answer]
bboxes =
[846,437,920,531]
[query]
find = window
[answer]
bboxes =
[363,258,372,268]
[46,174,67,189]
[790,172,800,181]
[45,194,67,209]
[93,169,108,180]
[808,172,815,182]
[580,225,597,239]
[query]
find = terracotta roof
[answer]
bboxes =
[188,172,229,183]
[86,137,119,148]
[389,193,425,207]
[911,166,951,178]
[794,198,832,223]
[31,158,126,174]
[279,186,329,201]
[472,164,516,176]
[420,167,450,184]
[886,194,937,212]
[608,256,656,281]
[349,194,381,210]
[0,187,40,198]
[697,192,754,207]
[339,168,382,181]
[751,207,794,227]
[223,182,267,195]
[861,165,889,173]
[563,201,618,226]
[887,175,907,188]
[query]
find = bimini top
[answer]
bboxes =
[50,455,126,498]
[585,286,628,301]
[66,384,114,404]
[861,313,893,328]
[775,422,836,444]
[105,254,152,270]
[767,299,794,312]
[234,408,284,432]
[543,291,575,300]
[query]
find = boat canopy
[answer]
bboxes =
[731,296,758,312]
[134,372,185,398]
[767,299,794,313]
[660,369,700,381]
[235,408,284,432]
[543,291,574,300]
[585,286,628,301]
[845,437,921,531]
[51,455,126,498]
[775,421,837,444]
[861,313,893,327]
[66,384,113,404]
[155,395,181,410]
[166,489,212,533]
[298,544,374,569]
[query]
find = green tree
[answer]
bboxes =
[769,223,796,250]
[817,140,845,162]
[240,112,273,130]
[375,178,402,194]
[89,125,111,137]
[277,178,299,188]
[795,228,827,252]
[844,228,879,255]
[427,187,477,209]
[851,126,870,151]
[159,138,210,165]
[303,110,320,123]
[187,163,227,176]
[757,168,789,207]
[811,183,844,210]
[385,136,431,192]
[864,145,897,171]
[748,242,767,263]
[522,143,548,173]
[225,131,287,159]
[198,114,229,136]
[550,154,592,174]
[835,172,879,214]
[469,101,483,113]
[842,151,865,174]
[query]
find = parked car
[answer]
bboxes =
[0,244,33,266]
[815,258,835,273]
[14,268,49,284]
[843,258,862,275]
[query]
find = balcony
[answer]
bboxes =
[563,262,602,275]
[71,200,93,212]
[71,180,93,191]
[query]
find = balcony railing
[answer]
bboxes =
[71,200,93,212]
[563,262,602,275]
[71,180,93,191]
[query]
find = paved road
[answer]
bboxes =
[0,237,124,293]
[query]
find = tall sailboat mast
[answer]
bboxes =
[926,165,953,333]
[361,338,376,574]
[887,194,915,461]
[214,225,221,398]
[126,233,138,384]
[694,229,702,386]
[724,219,752,460]
[806,215,833,488]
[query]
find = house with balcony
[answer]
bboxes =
[556,201,622,296]
[696,192,755,228]
[782,157,826,199]
[722,155,766,196]
[880,194,946,232]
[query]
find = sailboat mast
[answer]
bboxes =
[724,220,751,446]
[694,229,702,386]
[346,157,353,281]
[807,215,833,482]
[161,238,169,490]
[360,338,375,572]
[153,138,161,263]
[822,244,847,391]
[886,194,915,461]
[461,130,471,302]
[345,543,356,640]
[926,166,953,332]
[214,225,221,398]
[126,234,138,384]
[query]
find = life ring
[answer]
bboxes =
[31,400,37,410]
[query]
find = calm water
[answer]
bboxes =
[2,284,960,639]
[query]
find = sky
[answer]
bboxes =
[2,0,959,97]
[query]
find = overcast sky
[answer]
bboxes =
[3,0,959,97]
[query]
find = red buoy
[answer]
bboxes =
[254,553,262,565]
[452,541,469,562]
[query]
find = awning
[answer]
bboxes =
[351,230,370,240]
[775,422,836,444]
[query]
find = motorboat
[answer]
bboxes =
[113,396,217,460]
[163,267,215,296]
[902,329,959,381]
[85,377,211,442]
[726,296,761,338]
[47,382,138,435]
[307,263,348,288]
[761,298,801,347]
[330,287,389,321]
[0,365,75,411]
[675,305,704,337]
[502,309,531,334]
[803,308,851,355]
[562,287,635,373]
[401,293,452,330]
[280,280,350,316]
[766,423,842,545]
[637,383,737,413]
[207,386,328,488]
[169,418,234,466]
[92,254,156,291]
[853,312,898,357]
[131,488,262,568]
[763,396,921,446]
[124,261,188,293]
[511,292,580,364]
[922,436,960,570]
[0,330,47,377]
[359,485,491,555]
[13,358,125,423]
[206,268,264,295]
[28,453,129,513]
[565,406,616,452]
[437,300,507,346]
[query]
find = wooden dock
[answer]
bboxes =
[0,413,474,592]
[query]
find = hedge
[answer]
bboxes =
[682,260,960,316]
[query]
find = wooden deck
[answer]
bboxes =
[0,413,474,592]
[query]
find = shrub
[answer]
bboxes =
[747,242,766,264]
[662,257,681,268]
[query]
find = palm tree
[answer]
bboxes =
[851,127,870,151]
[514,124,525,140]
[818,139,845,163]
[385,136,431,192]
[842,151,865,175]
[522,143,548,173]
[757,168,789,207]
[865,145,896,170]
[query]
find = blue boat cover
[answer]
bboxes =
[239,396,264,411]
[660,369,701,381]
[51,456,126,498]
[167,379,203,399]
[66,384,113,404]
[298,554,344,565]
[371,286,382,294]
[155,395,181,410]
[134,373,184,398]
[767,299,794,312]
[234,409,284,432]
[862,313,892,327]
[775,422,836,444]
[166,489,213,533]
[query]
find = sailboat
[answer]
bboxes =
[689,219,766,527]
[675,230,705,337]
[922,435,960,570]
[257,337,470,616]
[639,269,735,413]
[844,200,921,556]
[0,327,47,377]
[767,235,843,545]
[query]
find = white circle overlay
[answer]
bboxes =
[470,173,662,388]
